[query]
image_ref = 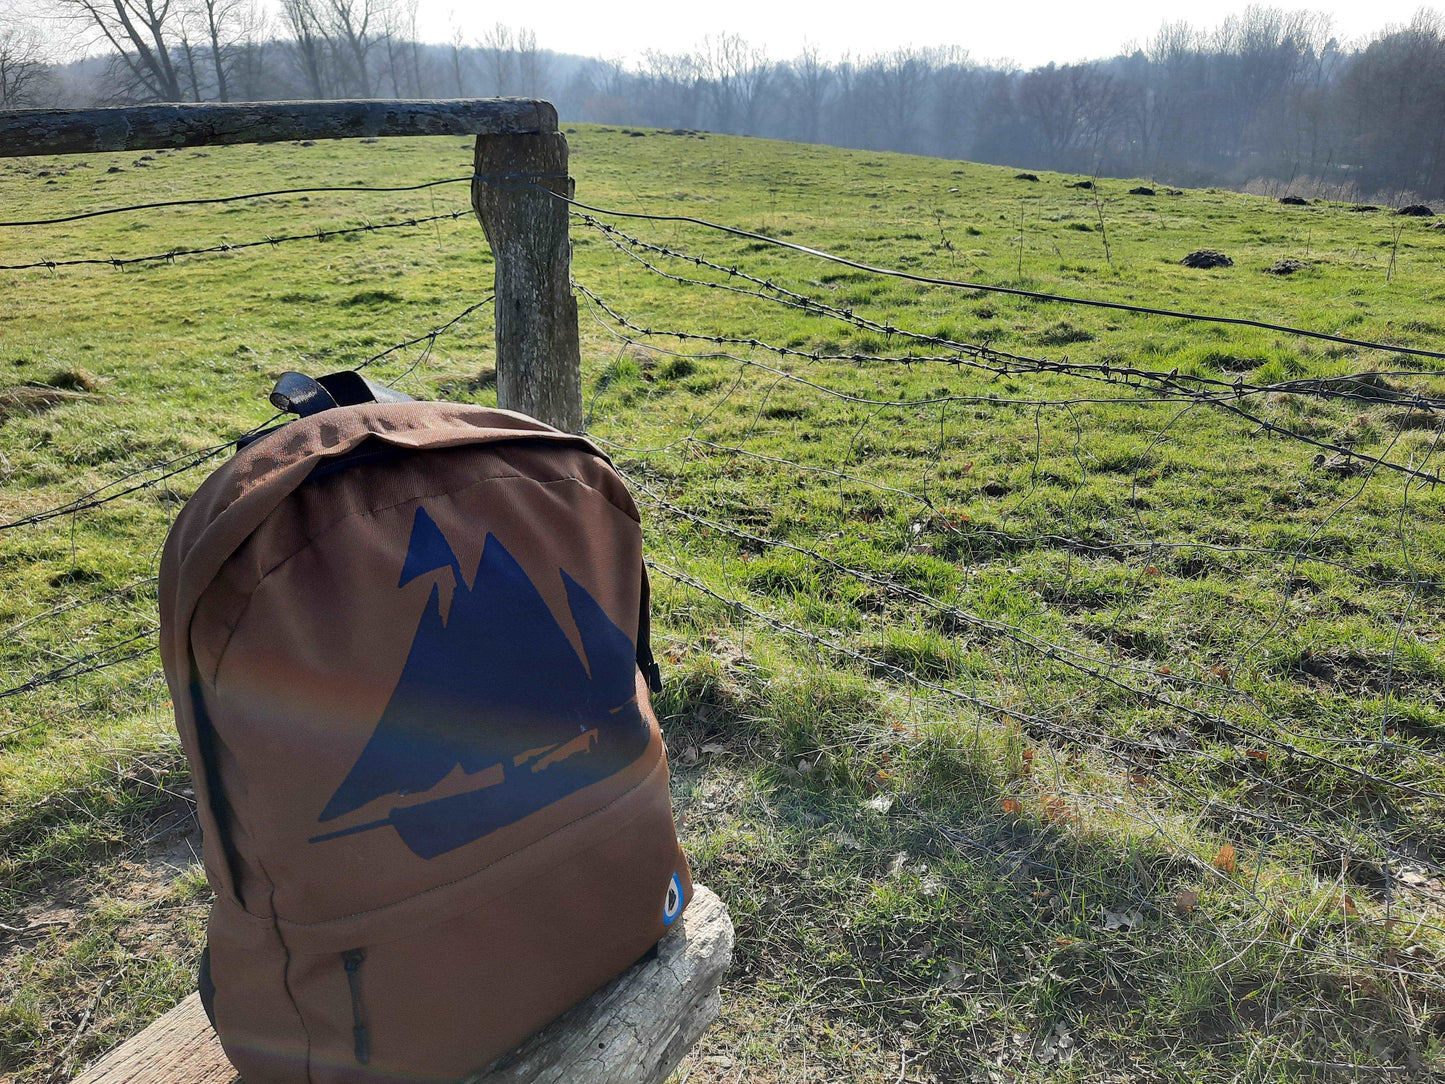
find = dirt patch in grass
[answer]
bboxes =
[1264,257,1310,275]
[1285,647,1444,704]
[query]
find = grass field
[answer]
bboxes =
[3,125,1445,1082]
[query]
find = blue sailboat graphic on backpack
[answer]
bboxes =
[309,507,649,860]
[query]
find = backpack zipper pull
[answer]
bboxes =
[341,949,370,1065]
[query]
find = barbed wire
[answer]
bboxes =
[575,279,1445,488]
[1,172,572,230]
[0,208,474,272]
[0,434,263,532]
[571,262,1445,913]
[0,294,492,532]
[628,469,1445,788]
[623,437,1443,590]
[0,628,157,701]
[0,576,158,641]
[554,190,1445,362]
[577,215,1445,413]
[0,672,168,743]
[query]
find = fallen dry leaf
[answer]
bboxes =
[1043,795,1070,823]
[1002,797,1023,816]
[1213,844,1238,874]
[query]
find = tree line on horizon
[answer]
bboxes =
[3,3,1444,201]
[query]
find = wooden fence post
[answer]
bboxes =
[472,133,584,434]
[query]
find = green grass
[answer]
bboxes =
[3,128,1444,1081]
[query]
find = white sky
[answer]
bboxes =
[16,0,1437,67]
[422,0,1435,67]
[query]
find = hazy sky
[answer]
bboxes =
[422,1,1433,67]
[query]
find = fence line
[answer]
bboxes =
[577,216,1445,410]
[557,191,1445,362]
[4,133,1445,1063]
[0,208,474,272]
[575,278,1445,487]
[0,294,492,532]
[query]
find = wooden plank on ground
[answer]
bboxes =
[71,885,732,1084]
[70,995,232,1084]
[0,99,557,158]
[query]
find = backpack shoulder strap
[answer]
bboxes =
[637,568,663,694]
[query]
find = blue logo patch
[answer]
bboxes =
[309,507,649,859]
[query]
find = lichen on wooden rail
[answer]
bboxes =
[0,99,557,158]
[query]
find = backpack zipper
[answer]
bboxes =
[341,949,371,1065]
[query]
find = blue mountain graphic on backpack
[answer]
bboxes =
[310,507,650,859]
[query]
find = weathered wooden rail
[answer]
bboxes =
[0,99,583,431]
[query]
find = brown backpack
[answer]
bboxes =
[159,373,691,1083]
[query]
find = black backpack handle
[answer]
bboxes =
[270,371,414,418]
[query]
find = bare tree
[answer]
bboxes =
[783,42,832,143]
[640,49,700,129]
[321,0,375,96]
[188,0,244,100]
[227,0,268,100]
[697,34,770,133]
[402,0,425,95]
[176,20,202,98]
[378,0,406,95]
[447,16,466,95]
[931,46,974,158]
[479,22,515,95]
[0,18,51,107]
[52,0,186,101]
[863,47,933,152]
[280,0,331,98]
[515,27,549,96]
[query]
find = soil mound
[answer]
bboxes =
[1181,250,1233,269]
